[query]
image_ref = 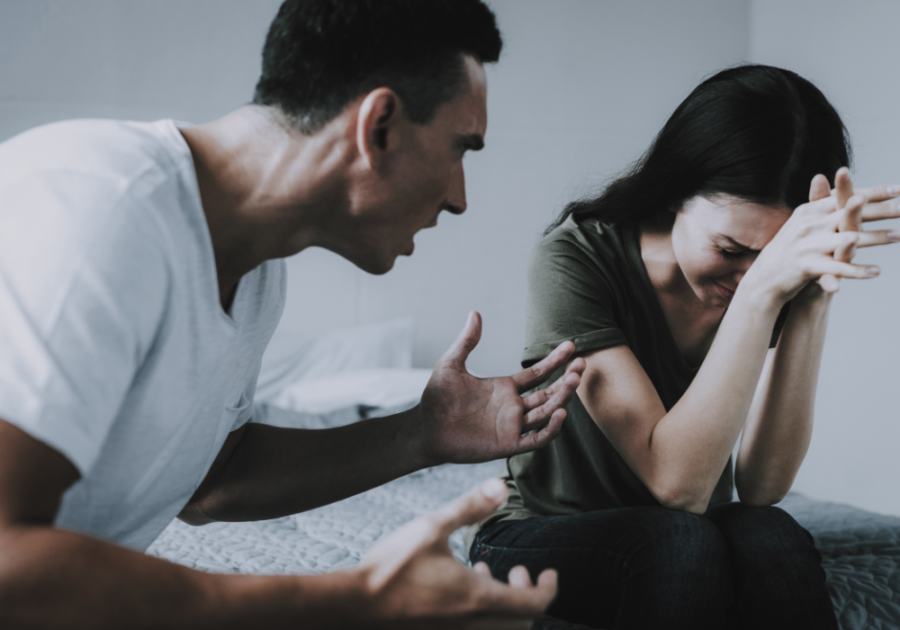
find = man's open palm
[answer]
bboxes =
[418,311,584,464]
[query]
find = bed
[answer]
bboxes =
[147,321,900,629]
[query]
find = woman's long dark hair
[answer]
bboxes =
[546,64,852,235]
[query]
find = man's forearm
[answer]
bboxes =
[0,526,366,630]
[186,406,433,523]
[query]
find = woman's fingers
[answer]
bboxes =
[855,183,900,203]
[814,259,880,281]
[809,173,831,203]
[848,229,900,249]
[837,194,865,262]
[834,167,854,209]
[861,198,900,222]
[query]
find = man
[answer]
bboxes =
[0,1,584,628]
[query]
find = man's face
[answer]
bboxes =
[348,56,488,274]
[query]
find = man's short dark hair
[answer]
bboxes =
[252,0,503,134]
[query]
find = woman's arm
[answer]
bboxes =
[578,285,780,515]
[734,296,829,505]
[735,173,900,504]
[579,180,881,514]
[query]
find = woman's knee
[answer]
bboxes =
[708,503,814,550]
[632,510,731,582]
[707,503,822,581]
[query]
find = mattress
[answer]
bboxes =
[147,408,900,629]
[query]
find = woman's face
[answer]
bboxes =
[671,195,792,307]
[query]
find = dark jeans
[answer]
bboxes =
[471,503,838,630]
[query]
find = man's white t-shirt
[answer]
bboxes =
[0,119,285,550]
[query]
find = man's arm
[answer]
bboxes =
[0,418,555,629]
[183,312,584,524]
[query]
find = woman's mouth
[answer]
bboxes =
[713,281,735,299]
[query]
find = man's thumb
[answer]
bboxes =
[442,311,482,368]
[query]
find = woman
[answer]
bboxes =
[466,65,900,629]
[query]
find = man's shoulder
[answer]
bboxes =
[0,118,195,256]
[0,118,189,192]
[0,120,194,327]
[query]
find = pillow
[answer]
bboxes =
[259,368,432,415]
[255,318,415,404]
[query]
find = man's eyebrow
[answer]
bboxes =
[719,234,758,251]
[457,134,485,151]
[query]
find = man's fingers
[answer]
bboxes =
[520,386,552,412]
[432,478,508,536]
[472,561,492,577]
[514,410,565,455]
[479,567,557,619]
[507,566,533,588]
[510,342,577,394]
[441,311,483,369]
[536,568,558,591]
[521,365,582,411]
[521,372,580,432]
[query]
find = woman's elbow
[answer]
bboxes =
[653,482,711,515]
[736,485,788,507]
[734,471,792,507]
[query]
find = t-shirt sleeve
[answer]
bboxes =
[0,173,168,475]
[522,233,627,367]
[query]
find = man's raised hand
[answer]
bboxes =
[355,478,557,629]
[414,311,584,465]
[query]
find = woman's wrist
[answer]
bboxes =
[790,282,834,311]
[733,274,785,320]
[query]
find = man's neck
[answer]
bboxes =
[179,107,352,307]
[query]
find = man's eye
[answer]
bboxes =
[719,249,743,261]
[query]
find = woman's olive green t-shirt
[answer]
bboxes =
[466,216,784,551]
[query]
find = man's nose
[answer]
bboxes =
[443,164,467,215]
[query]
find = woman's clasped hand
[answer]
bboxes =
[743,169,900,306]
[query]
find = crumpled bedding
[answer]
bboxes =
[780,493,900,630]
[147,407,900,630]
[148,459,504,576]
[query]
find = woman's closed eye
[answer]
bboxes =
[719,248,744,261]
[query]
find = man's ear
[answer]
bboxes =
[357,88,402,169]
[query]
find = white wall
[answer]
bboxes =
[750,0,900,516]
[0,0,282,138]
